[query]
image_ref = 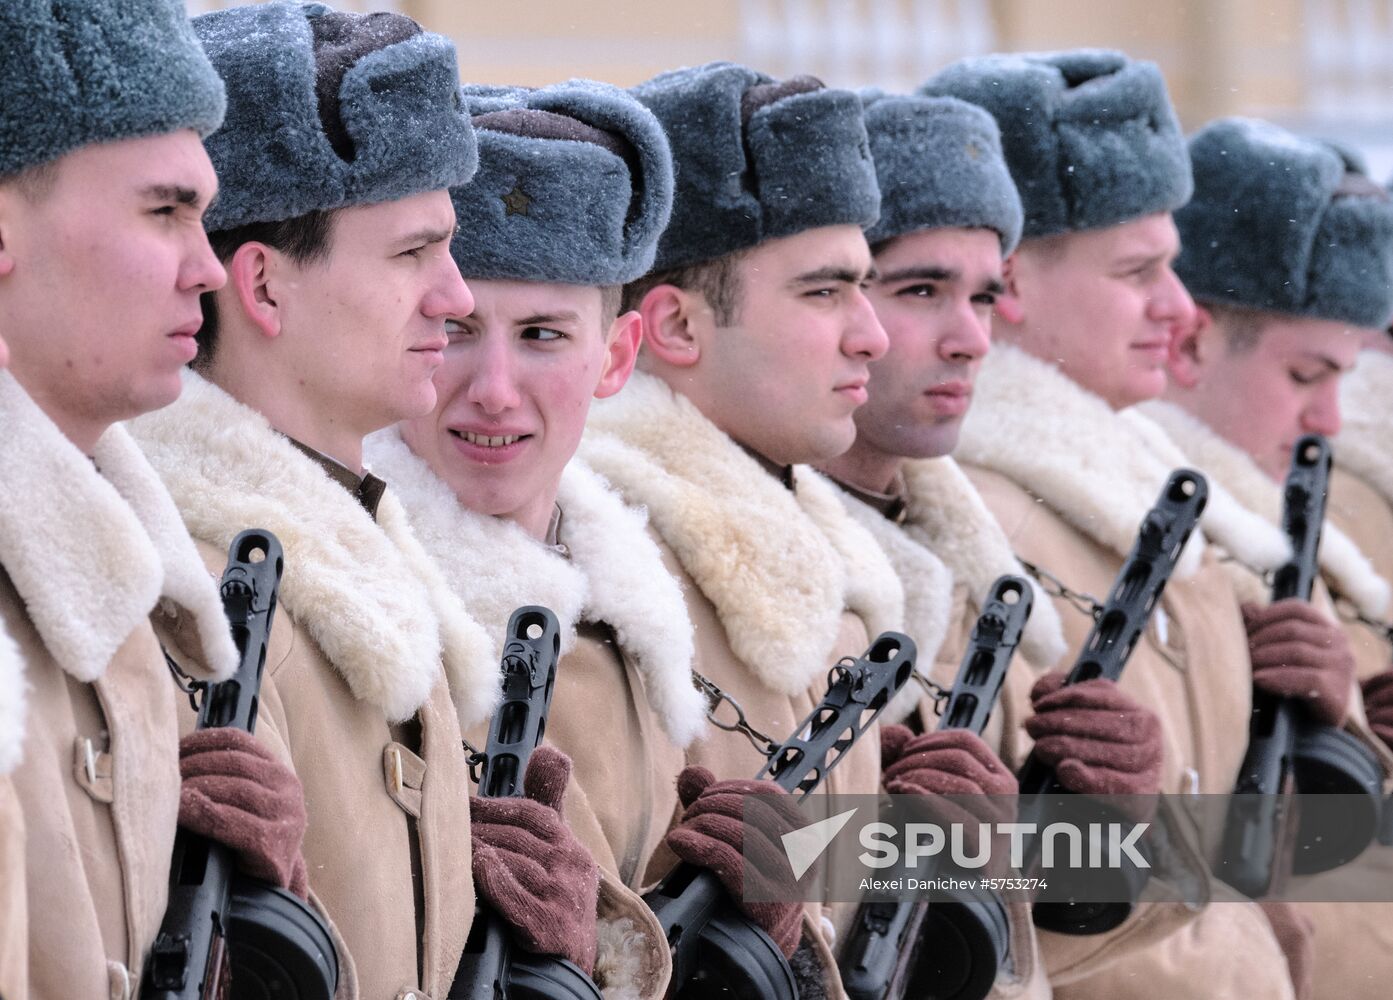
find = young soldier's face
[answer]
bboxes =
[1170,312,1363,480]
[273,190,470,434]
[857,226,1001,460]
[0,131,224,437]
[698,225,887,465]
[1005,212,1194,410]
[399,279,638,531]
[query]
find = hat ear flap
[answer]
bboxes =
[529,82,676,282]
[336,33,477,198]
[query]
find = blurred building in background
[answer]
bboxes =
[190,0,1393,177]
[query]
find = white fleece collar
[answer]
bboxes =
[1143,400,1391,619]
[0,372,237,686]
[128,371,498,727]
[955,344,1292,581]
[580,371,905,697]
[1337,350,1393,511]
[0,621,25,774]
[364,428,708,747]
[898,456,1069,670]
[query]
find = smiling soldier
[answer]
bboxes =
[363,79,706,997]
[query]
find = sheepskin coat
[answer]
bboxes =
[1142,398,1393,1000]
[826,458,1066,1000]
[0,372,238,1000]
[1333,350,1393,673]
[364,428,713,1000]
[579,371,906,975]
[130,370,498,1000]
[1,620,27,1000]
[954,345,1296,999]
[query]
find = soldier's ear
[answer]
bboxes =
[993,252,1025,325]
[638,283,705,368]
[1165,304,1212,389]
[595,309,643,399]
[227,242,282,340]
[0,192,17,279]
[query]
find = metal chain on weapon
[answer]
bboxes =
[1332,593,1393,645]
[1017,557,1105,623]
[912,672,952,717]
[691,670,781,759]
[162,646,207,713]
[460,736,489,786]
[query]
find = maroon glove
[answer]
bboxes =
[470,746,599,973]
[1361,670,1393,748]
[1259,900,1315,1000]
[664,765,805,959]
[179,728,309,898]
[1025,672,1163,796]
[881,724,1018,868]
[1243,599,1354,726]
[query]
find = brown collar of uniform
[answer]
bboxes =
[545,503,571,559]
[827,470,909,525]
[736,441,797,492]
[287,437,387,521]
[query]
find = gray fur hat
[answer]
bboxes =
[861,91,1023,253]
[921,49,1192,239]
[195,1,476,232]
[1174,118,1393,329]
[450,81,674,286]
[631,61,880,272]
[0,0,225,177]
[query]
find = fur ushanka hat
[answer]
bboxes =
[861,90,1023,253]
[921,49,1192,240]
[1174,117,1393,329]
[0,0,225,177]
[630,61,881,272]
[194,1,477,233]
[451,81,674,286]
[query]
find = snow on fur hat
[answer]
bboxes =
[861,90,1023,253]
[921,49,1192,239]
[1174,118,1393,329]
[195,1,476,232]
[0,0,225,177]
[451,80,674,286]
[631,61,880,272]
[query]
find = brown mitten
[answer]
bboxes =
[1259,900,1315,1000]
[664,765,805,958]
[1244,599,1354,726]
[1361,669,1393,748]
[470,746,600,973]
[178,728,309,898]
[1025,672,1163,796]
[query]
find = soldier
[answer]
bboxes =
[128,5,599,997]
[816,90,1174,998]
[924,50,1313,998]
[574,62,1021,990]
[1333,325,1393,606]
[1149,117,1393,1000]
[362,79,704,996]
[0,1,315,996]
[1,332,23,999]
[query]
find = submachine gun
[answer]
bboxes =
[450,606,605,1000]
[1220,435,1383,898]
[840,576,1034,1000]
[1017,469,1209,936]
[645,632,919,1000]
[142,530,339,1000]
